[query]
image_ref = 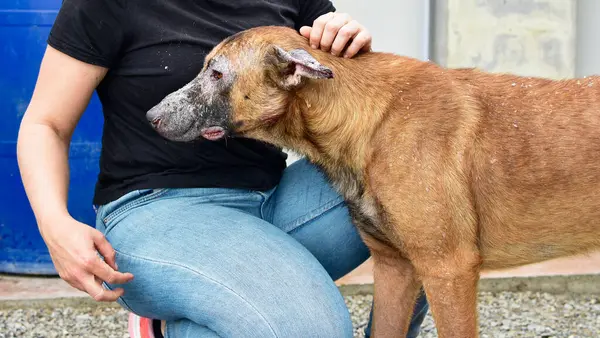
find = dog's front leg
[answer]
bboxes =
[370,252,422,338]
[415,252,481,338]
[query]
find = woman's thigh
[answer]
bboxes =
[96,189,354,338]
[265,158,371,280]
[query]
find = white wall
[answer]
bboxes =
[330,0,430,60]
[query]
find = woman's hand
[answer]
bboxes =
[43,215,134,302]
[299,12,372,58]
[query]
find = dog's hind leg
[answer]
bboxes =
[415,250,482,338]
[368,244,422,338]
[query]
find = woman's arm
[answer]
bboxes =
[18,46,102,227]
[17,45,133,302]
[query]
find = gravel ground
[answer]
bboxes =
[348,292,600,338]
[1,291,598,337]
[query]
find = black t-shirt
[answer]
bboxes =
[47,0,335,205]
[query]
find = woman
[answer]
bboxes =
[17,0,429,337]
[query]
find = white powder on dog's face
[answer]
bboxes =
[146,56,236,142]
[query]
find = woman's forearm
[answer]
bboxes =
[17,120,73,236]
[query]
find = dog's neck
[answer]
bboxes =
[280,51,420,174]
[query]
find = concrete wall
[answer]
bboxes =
[432,0,577,79]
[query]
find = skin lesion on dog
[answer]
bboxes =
[146,25,600,338]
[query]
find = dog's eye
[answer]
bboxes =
[211,70,223,80]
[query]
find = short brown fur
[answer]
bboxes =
[205,26,600,337]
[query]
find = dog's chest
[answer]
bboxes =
[346,194,396,247]
[325,166,393,246]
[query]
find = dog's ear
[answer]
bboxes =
[266,45,334,89]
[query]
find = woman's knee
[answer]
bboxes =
[109,251,353,338]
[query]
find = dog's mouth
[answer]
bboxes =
[201,126,226,141]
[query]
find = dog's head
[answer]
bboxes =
[146,26,334,143]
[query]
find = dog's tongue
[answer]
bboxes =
[201,126,225,141]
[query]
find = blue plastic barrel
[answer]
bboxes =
[0,0,104,275]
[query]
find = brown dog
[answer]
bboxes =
[146,26,600,337]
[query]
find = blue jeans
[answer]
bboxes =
[95,158,428,337]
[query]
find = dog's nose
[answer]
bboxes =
[150,117,161,128]
[146,106,163,128]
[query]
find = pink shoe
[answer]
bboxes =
[128,312,163,338]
